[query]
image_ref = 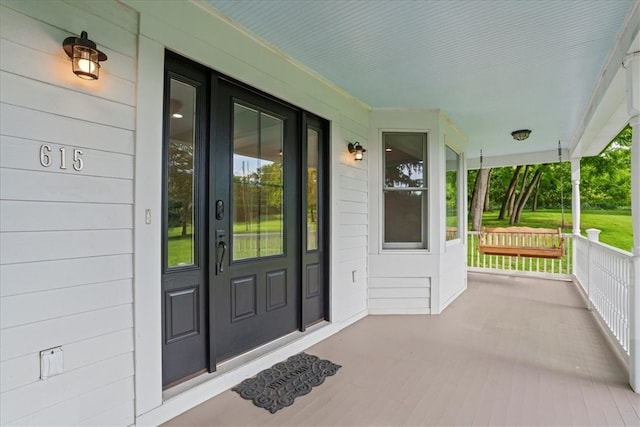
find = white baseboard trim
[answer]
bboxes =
[439,284,467,313]
[368,307,431,315]
[135,310,367,426]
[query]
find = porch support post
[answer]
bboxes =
[626,51,640,393]
[571,158,581,236]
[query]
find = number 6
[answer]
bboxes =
[39,144,52,167]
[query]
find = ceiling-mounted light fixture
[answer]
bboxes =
[347,141,366,161]
[62,31,107,80]
[511,129,532,141]
[169,99,183,119]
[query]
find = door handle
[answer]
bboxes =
[216,240,227,275]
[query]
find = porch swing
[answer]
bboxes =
[477,143,566,260]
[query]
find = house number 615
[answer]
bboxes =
[39,145,84,171]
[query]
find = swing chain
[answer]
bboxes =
[558,141,565,230]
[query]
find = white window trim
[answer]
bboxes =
[381,130,430,251]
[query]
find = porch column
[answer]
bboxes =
[571,158,581,235]
[626,51,640,393]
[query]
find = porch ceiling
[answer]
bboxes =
[206,0,636,163]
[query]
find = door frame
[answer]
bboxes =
[161,52,331,384]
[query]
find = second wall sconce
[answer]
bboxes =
[63,31,107,80]
[347,141,366,161]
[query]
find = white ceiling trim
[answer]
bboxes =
[570,1,639,159]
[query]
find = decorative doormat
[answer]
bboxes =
[232,352,341,413]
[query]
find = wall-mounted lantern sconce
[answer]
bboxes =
[62,31,107,80]
[347,141,366,161]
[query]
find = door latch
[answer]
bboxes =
[215,229,226,274]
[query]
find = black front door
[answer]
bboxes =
[211,80,300,362]
[161,53,329,386]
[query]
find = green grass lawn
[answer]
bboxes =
[477,209,632,252]
[232,217,283,233]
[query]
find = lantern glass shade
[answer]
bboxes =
[347,142,366,161]
[63,31,107,80]
[72,45,100,80]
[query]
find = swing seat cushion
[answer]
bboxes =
[478,227,565,259]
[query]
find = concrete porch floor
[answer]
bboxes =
[164,272,640,426]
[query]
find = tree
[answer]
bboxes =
[483,169,493,211]
[167,140,194,236]
[307,168,317,223]
[580,125,631,209]
[510,167,542,224]
[470,168,491,230]
[498,165,522,219]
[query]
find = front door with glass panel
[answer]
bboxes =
[161,55,208,387]
[211,81,300,362]
[162,53,329,386]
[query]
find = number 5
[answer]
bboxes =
[73,149,84,171]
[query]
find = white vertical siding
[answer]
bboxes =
[438,114,468,311]
[0,1,137,425]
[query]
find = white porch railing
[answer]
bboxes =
[573,233,632,356]
[467,231,573,275]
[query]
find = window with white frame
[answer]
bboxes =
[445,145,460,241]
[383,132,428,249]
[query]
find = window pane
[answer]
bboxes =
[384,191,423,243]
[259,113,284,257]
[383,132,427,248]
[307,128,319,251]
[445,146,460,241]
[232,104,284,260]
[384,133,425,188]
[167,79,196,268]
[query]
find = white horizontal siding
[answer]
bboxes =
[0,169,133,203]
[0,37,136,106]
[78,400,135,426]
[0,201,132,232]
[1,104,134,155]
[369,277,431,289]
[340,235,368,250]
[340,200,368,214]
[1,353,133,424]
[0,1,137,425]
[369,287,430,299]
[339,187,368,203]
[8,377,134,426]
[1,304,133,362]
[0,71,135,130]
[368,298,430,310]
[1,136,134,179]
[338,224,368,237]
[0,254,132,297]
[339,212,368,225]
[368,277,431,313]
[1,0,138,77]
[0,230,132,264]
[1,279,132,329]
[1,328,133,392]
